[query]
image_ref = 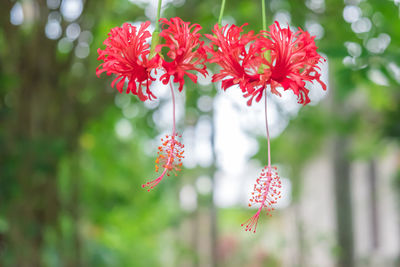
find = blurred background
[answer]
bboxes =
[1,0,400,266]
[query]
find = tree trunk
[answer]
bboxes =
[294,203,306,267]
[210,106,218,267]
[333,137,354,267]
[368,159,379,250]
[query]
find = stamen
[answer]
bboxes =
[142,133,184,191]
[241,166,281,233]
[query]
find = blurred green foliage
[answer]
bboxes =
[0,0,399,266]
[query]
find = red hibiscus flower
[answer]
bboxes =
[258,22,327,105]
[205,23,264,103]
[156,17,208,92]
[96,21,160,101]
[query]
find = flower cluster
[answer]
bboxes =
[206,21,326,105]
[96,17,326,233]
[97,18,207,101]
